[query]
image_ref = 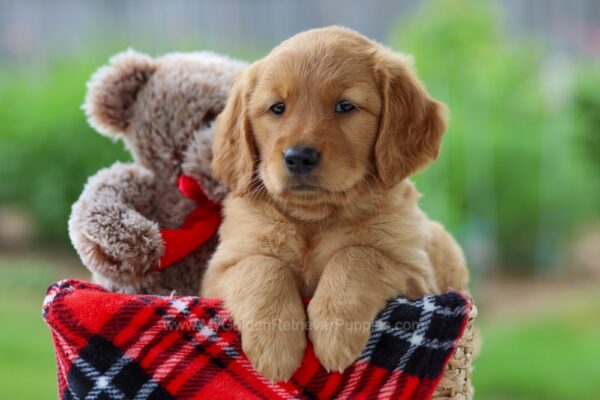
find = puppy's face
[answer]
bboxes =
[213,27,447,216]
[250,44,381,204]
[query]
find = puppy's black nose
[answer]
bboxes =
[284,146,320,174]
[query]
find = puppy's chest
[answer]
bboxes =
[286,227,351,296]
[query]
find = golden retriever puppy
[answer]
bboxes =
[202,26,469,382]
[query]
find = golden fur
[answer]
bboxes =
[203,26,469,381]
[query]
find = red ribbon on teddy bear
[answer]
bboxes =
[158,175,221,270]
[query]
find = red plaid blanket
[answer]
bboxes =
[43,279,469,400]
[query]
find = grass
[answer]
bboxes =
[474,294,600,399]
[0,256,599,399]
[0,257,80,399]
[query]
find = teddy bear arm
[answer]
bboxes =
[69,163,165,285]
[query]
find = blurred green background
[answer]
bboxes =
[0,0,599,398]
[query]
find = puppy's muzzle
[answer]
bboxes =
[284,146,320,174]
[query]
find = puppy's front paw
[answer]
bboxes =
[241,318,307,382]
[308,301,372,373]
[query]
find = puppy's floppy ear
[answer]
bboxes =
[374,49,448,187]
[84,49,156,138]
[211,64,260,196]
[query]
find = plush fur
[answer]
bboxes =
[69,50,246,295]
[203,27,470,381]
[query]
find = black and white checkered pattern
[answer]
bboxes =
[360,292,468,379]
[64,336,174,400]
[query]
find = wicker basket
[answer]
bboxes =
[431,300,478,400]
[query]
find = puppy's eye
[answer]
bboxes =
[335,100,355,113]
[270,102,286,115]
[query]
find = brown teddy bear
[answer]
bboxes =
[69,50,246,295]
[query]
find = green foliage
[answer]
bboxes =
[390,0,600,270]
[0,1,598,271]
[573,65,600,179]
[0,57,131,246]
